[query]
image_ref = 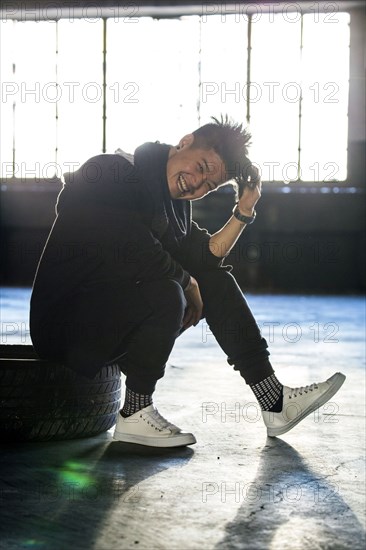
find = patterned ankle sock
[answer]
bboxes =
[120,387,153,418]
[250,374,283,412]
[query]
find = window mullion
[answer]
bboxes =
[246,14,252,125]
[298,15,304,181]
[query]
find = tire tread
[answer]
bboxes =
[0,345,121,441]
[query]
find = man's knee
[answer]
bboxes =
[139,278,187,327]
[159,278,187,315]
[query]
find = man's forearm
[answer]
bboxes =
[209,180,261,259]
[209,214,248,258]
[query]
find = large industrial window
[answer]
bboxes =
[0,12,350,182]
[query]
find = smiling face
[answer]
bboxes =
[166,134,228,200]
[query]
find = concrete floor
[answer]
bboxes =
[0,289,365,550]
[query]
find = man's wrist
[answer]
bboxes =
[232,204,256,225]
[237,203,255,217]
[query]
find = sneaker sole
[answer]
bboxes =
[113,432,197,448]
[267,372,346,437]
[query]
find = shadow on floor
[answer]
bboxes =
[215,438,365,549]
[0,435,194,549]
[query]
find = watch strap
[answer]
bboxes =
[232,204,256,224]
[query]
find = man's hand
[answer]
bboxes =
[238,165,262,216]
[183,276,203,329]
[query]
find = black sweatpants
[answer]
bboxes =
[31,269,273,394]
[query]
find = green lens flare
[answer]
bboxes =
[59,461,94,488]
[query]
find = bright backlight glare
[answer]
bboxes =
[250,15,301,181]
[300,13,350,182]
[0,13,350,182]
[106,16,200,153]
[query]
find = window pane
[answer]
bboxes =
[106,16,200,154]
[13,21,57,179]
[57,19,103,171]
[200,14,248,126]
[301,13,350,181]
[250,15,301,182]
[0,20,15,178]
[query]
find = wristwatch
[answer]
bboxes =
[232,204,256,225]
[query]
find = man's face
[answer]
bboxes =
[166,134,227,200]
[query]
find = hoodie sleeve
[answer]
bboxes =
[113,209,191,289]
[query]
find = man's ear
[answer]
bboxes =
[178,134,195,150]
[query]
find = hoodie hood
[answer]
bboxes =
[134,141,191,244]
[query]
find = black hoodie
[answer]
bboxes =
[30,141,228,331]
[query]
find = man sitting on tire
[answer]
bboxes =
[30,115,346,447]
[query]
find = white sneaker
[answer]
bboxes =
[262,372,346,437]
[113,404,196,447]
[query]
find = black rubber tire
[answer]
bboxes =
[0,345,121,442]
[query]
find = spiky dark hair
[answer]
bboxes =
[192,114,258,199]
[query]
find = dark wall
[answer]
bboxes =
[1,183,365,293]
[193,188,365,293]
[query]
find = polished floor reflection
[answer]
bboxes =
[0,289,365,549]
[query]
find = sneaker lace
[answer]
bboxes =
[144,408,178,432]
[289,383,319,399]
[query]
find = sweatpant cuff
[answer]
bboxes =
[125,377,158,395]
[234,359,275,385]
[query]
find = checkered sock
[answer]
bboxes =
[250,374,283,412]
[120,387,153,418]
